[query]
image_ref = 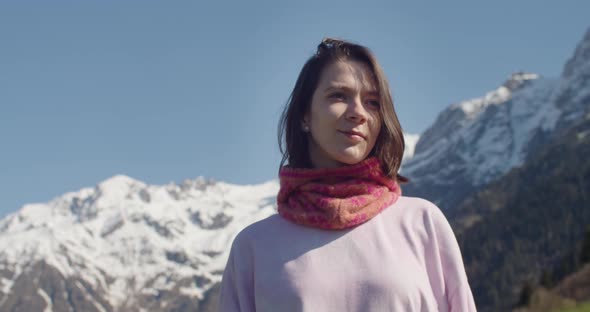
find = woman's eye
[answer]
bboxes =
[367,100,380,108]
[330,93,346,100]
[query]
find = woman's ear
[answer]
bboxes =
[302,115,310,132]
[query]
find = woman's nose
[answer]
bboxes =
[345,96,368,123]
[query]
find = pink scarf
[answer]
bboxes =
[277,157,402,230]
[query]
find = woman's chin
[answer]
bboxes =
[332,152,370,165]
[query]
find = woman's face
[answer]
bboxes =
[304,60,382,168]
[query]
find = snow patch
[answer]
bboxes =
[402,133,420,163]
[37,288,53,312]
[179,286,202,299]
[0,277,13,294]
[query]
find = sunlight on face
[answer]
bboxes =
[304,60,382,168]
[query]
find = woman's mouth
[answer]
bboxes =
[339,130,365,142]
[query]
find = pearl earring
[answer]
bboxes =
[302,124,310,132]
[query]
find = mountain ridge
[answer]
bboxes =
[401,28,590,210]
[0,175,279,311]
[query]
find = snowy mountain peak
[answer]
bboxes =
[453,72,539,119]
[97,174,145,196]
[502,71,540,91]
[179,176,217,192]
[454,86,509,118]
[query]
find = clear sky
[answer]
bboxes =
[1,1,589,217]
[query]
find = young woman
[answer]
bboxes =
[219,38,476,311]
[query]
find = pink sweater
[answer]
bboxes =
[219,196,477,311]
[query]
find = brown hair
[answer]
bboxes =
[278,38,408,183]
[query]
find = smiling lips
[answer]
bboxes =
[339,130,366,141]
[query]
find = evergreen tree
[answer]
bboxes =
[581,225,590,264]
[515,281,534,307]
[540,270,554,288]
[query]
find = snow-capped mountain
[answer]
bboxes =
[401,27,590,210]
[0,175,279,311]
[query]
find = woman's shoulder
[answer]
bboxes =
[387,195,454,235]
[395,195,438,209]
[393,196,447,218]
[228,213,291,250]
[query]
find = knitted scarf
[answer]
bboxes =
[277,157,402,230]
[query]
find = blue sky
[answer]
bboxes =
[1,1,589,217]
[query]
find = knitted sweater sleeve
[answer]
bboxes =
[218,232,255,312]
[430,204,477,311]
